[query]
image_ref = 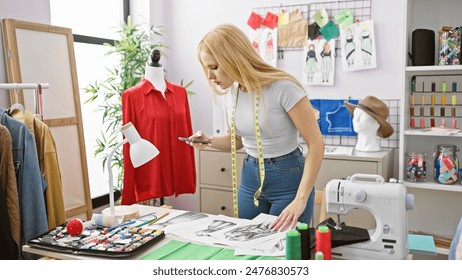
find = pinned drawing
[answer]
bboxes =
[302,38,335,86]
[249,28,278,67]
[340,20,377,71]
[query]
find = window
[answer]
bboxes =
[50,0,127,200]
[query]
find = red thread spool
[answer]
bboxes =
[315,225,331,260]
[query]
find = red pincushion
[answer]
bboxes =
[66,219,84,236]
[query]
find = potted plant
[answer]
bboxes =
[82,17,166,193]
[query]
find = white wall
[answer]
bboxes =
[150,0,405,137]
[0,0,406,211]
[0,0,51,107]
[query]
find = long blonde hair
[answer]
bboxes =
[197,24,304,96]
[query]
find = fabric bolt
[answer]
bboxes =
[122,78,196,205]
[0,124,20,246]
[0,108,48,259]
[11,109,65,229]
[238,147,315,225]
[222,80,306,159]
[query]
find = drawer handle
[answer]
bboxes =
[221,206,226,210]
[220,168,226,172]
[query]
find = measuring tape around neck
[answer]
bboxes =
[231,86,265,218]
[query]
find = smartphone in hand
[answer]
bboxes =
[178,137,210,144]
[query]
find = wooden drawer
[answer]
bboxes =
[200,187,234,217]
[200,150,244,187]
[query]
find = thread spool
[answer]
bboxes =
[315,225,332,260]
[296,223,311,260]
[315,251,324,260]
[285,229,301,260]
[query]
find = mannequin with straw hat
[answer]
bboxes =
[344,96,394,152]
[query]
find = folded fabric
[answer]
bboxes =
[261,12,278,29]
[308,22,321,40]
[247,12,263,30]
[335,9,354,29]
[140,240,279,260]
[318,218,370,248]
[320,21,340,41]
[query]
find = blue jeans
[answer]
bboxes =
[238,147,315,225]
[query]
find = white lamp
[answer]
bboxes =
[102,122,159,226]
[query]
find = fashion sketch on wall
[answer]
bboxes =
[302,38,336,86]
[340,20,377,72]
[249,28,278,67]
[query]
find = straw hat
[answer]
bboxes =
[344,96,394,138]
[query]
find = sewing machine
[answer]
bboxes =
[325,173,414,260]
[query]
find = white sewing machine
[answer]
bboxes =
[325,173,414,260]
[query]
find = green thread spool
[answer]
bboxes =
[315,251,324,260]
[285,229,301,260]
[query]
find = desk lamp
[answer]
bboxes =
[102,122,159,226]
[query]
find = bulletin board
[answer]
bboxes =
[1,18,92,220]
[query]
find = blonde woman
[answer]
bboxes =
[188,24,324,231]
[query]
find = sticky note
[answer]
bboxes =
[336,9,354,29]
[320,21,339,41]
[313,8,329,27]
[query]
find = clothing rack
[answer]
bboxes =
[0,83,49,90]
[0,82,49,120]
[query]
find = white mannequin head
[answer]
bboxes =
[352,107,381,152]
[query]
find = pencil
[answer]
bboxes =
[147,212,169,226]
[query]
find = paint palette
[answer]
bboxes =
[27,222,165,258]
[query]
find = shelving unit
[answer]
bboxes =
[400,0,462,251]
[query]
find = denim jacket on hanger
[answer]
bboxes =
[0,108,47,258]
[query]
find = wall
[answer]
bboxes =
[142,0,407,210]
[150,0,406,137]
[0,0,406,211]
[0,0,51,107]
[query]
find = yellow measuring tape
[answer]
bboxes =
[231,86,265,218]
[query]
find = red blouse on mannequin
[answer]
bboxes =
[121,78,196,205]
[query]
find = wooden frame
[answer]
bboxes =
[2,18,92,220]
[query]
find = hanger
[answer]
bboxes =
[8,87,25,115]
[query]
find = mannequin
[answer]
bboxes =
[144,49,167,95]
[122,48,196,205]
[344,95,394,153]
[352,107,381,152]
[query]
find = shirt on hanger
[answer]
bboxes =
[0,108,48,258]
[121,78,196,205]
[0,124,20,254]
[11,109,66,229]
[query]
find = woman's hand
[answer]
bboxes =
[270,197,307,231]
[185,131,212,149]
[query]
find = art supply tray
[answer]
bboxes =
[27,222,165,258]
